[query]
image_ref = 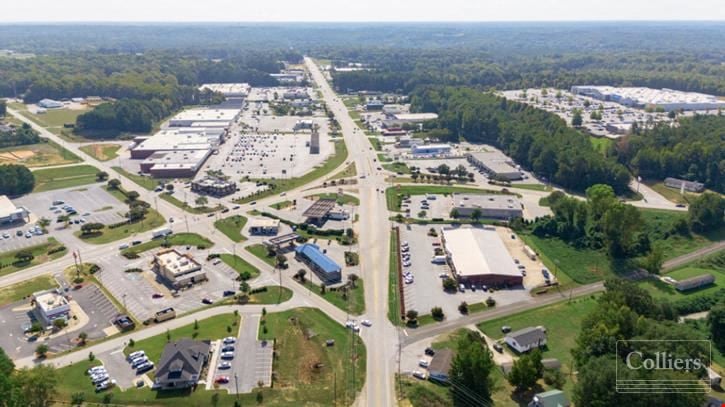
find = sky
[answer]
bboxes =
[2,0,724,22]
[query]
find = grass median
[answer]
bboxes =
[0,237,67,277]
[32,164,101,192]
[121,233,213,257]
[213,215,248,242]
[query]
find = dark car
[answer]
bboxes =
[424,347,435,356]
[221,208,230,213]
[202,298,213,304]
[223,290,235,297]
[207,213,215,217]
[493,343,503,353]
[131,240,142,246]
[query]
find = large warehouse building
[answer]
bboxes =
[0,195,30,224]
[131,129,223,159]
[570,86,725,111]
[450,194,523,220]
[467,151,523,181]
[168,108,240,127]
[199,83,250,98]
[441,226,523,287]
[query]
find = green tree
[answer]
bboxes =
[543,368,566,389]
[572,109,583,127]
[688,192,725,233]
[52,318,67,331]
[642,244,664,274]
[14,365,59,407]
[77,331,88,345]
[708,301,725,353]
[0,164,35,195]
[35,344,49,358]
[507,351,540,391]
[71,391,86,406]
[195,196,208,206]
[450,208,459,218]
[107,178,121,190]
[471,208,482,221]
[126,190,140,202]
[14,250,34,263]
[431,306,445,321]
[405,309,418,323]
[458,301,468,314]
[449,331,494,406]
[348,273,359,288]
[96,171,109,181]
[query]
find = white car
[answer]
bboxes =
[218,361,232,369]
[220,352,235,360]
[223,337,236,344]
[345,320,356,329]
[412,370,427,380]
[88,366,107,375]
[361,320,372,327]
[95,379,116,392]
[127,350,145,360]
[419,360,430,368]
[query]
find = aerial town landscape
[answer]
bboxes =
[0,3,723,407]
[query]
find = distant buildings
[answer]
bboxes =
[295,243,342,284]
[37,98,63,109]
[571,86,725,112]
[411,143,452,156]
[0,195,30,224]
[32,288,71,328]
[504,326,547,353]
[294,119,314,131]
[466,151,523,181]
[140,149,212,178]
[365,99,384,111]
[664,177,705,193]
[168,108,240,128]
[199,83,251,98]
[450,194,523,220]
[441,226,523,287]
[153,249,206,289]
[155,339,210,390]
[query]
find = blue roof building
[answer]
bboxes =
[295,243,342,284]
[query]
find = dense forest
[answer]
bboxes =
[412,87,631,193]
[613,115,725,193]
[0,123,40,148]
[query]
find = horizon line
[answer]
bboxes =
[1,19,724,24]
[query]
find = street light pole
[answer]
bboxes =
[234,373,239,400]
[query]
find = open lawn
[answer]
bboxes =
[159,192,223,214]
[271,200,293,210]
[382,161,411,174]
[328,162,357,181]
[386,185,506,211]
[519,233,604,286]
[124,313,240,362]
[305,192,359,206]
[259,308,366,405]
[9,103,90,136]
[640,266,725,300]
[589,136,614,154]
[32,164,101,192]
[121,233,213,257]
[478,296,598,377]
[79,143,121,161]
[0,140,81,168]
[368,137,382,151]
[219,253,260,279]
[236,140,348,204]
[301,278,365,315]
[75,209,166,244]
[248,286,293,304]
[246,243,277,266]
[0,237,67,277]
[112,166,161,190]
[0,275,55,306]
[213,215,248,242]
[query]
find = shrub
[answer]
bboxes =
[431,306,445,321]
[486,296,496,307]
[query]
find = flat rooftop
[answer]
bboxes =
[143,149,211,170]
[468,151,519,174]
[135,129,219,151]
[453,194,522,210]
[303,198,337,218]
[442,227,520,278]
[199,83,250,96]
[250,218,280,228]
[0,195,19,217]
[170,108,239,123]
[572,86,725,106]
[34,290,69,312]
[155,249,202,277]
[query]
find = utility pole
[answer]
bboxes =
[234,373,239,401]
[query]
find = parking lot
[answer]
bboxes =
[95,348,142,390]
[93,249,245,322]
[398,224,531,321]
[212,315,274,393]
[0,280,119,359]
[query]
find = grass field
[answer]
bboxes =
[0,275,55,306]
[75,209,166,244]
[213,215,248,242]
[159,192,223,214]
[301,278,365,315]
[124,313,241,361]
[79,143,121,161]
[305,193,360,206]
[328,162,357,181]
[640,266,725,300]
[248,286,293,304]
[519,233,604,286]
[271,200,293,210]
[0,140,81,168]
[246,243,277,266]
[121,233,213,256]
[236,140,348,204]
[259,308,366,405]
[9,103,90,137]
[0,237,67,277]
[589,136,614,154]
[388,229,402,324]
[507,183,552,192]
[386,185,505,211]
[32,164,101,192]
[640,208,724,260]
[219,253,260,279]
[368,137,382,151]
[112,166,161,190]
[382,161,411,174]
[478,295,598,384]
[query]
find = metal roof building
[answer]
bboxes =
[295,243,342,284]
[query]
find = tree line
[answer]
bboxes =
[0,347,58,407]
[412,87,631,194]
[0,164,34,196]
[0,123,40,148]
[613,114,724,193]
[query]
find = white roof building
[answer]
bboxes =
[32,288,71,327]
[168,108,240,127]
[0,195,29,224]
[571,86,725,111]
[199,83,251,97]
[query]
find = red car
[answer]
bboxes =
[215,376,230,384]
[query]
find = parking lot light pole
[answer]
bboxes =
[234,373,239,400]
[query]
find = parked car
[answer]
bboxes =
[131,357,149,368]
[95,379,116,392]
[152,293,163,299]
[202,298,213,305]
[221,345,235,353]
[501,325,511,333]
[127,351,145,361]
[218,361,232,369]
[215,376,230,384]
[412,370,427,380]
[493,343,504,353]
[136,362,154,373]
[418,360,430,368]
[424,347,435,356]
[220,352,235,360]
[223,337,236,344]
[223,290,235,297]
[119,243,130,250]
[361,320,372,327]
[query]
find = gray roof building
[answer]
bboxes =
[664,177,705,193]
[504,326,547,353]
[155,339,210,390]
[675,274,715,292]
[428,348,455,383]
